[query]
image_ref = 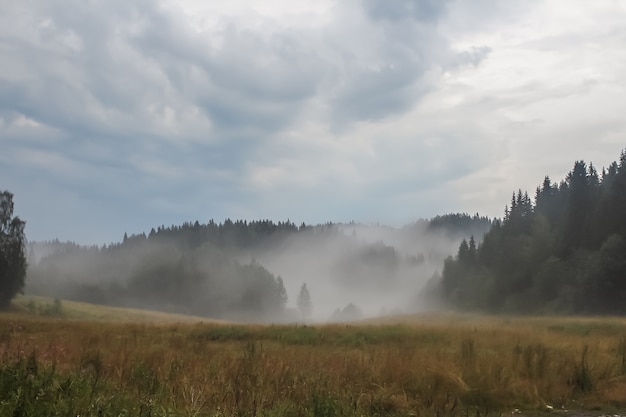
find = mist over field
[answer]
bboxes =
[248,221,488,319]
[25,215,490,322]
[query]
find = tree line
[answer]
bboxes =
[441,149,626,314]
[23,221,390,320]
[24,215,488,320]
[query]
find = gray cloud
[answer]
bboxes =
[0,0,482,141]
[361,0,451,22]
[324,0,490,126]
[2,0,625,244]
[452,46,492,68]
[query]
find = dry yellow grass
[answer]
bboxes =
[2,300,626,416]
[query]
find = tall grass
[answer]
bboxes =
[1,313,626,416]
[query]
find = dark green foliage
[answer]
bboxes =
[143,218,300,250]
[427,213,491,235]
[570,345,594,393]
[311,392,343,417]
[442,149,626,314]
[0,191,27,308]
[0,355,158,417]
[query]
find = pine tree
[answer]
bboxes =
[297,283,312,321]
[458,239,469,263]
[275,276,287,309]
[468,236,477,265]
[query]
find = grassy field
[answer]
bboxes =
[11,294,221,323]
[2,297,626,416]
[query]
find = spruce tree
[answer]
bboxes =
[297,283,312,321]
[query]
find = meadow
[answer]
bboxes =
[1,296,626,416]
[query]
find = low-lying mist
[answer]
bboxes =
[247,223,478,320]
[26,215,490,322]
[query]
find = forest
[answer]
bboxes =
[442,149,626,314]
[25,214,490,322]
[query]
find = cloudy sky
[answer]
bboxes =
[2,0,625,244]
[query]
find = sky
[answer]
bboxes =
[1,0,626,245]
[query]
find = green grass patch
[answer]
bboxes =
[0,354,164,417]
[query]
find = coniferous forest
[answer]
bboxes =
[442,149,626,314]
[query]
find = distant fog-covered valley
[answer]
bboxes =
[26,214,491,322]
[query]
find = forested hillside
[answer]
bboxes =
[442,149,626,314]
[26,216,490,322]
